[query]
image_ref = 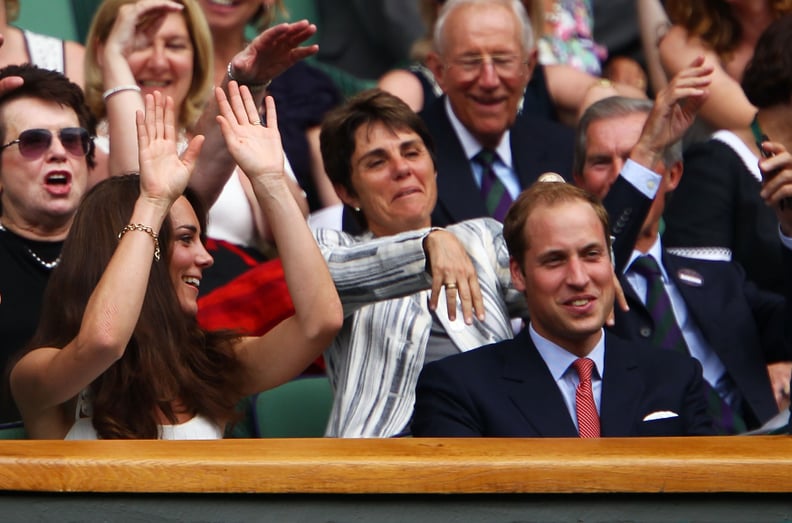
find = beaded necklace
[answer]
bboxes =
[0,222,61,270]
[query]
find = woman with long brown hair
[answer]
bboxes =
[9,84,342,439]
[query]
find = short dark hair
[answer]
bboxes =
[0,64,97,168]
[742,13,792,108]
[319,89,436,229]
[503,181,610,267]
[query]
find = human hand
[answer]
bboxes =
[0,35,22,94]
[105,0,183,59]
[767,362,792,412]
[631,56,713,169]
[758,141,792,235]
[605,272,629,327]
[424,229,485,324]
[228,20,318,87]
[136,91,204,207]
[214,81,284,185]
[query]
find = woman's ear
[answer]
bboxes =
[334,184,361,211]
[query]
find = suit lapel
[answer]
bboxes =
[509,115,573,187]
[501,331,578,437]
[422,100,492,224]
[600,334,644,436]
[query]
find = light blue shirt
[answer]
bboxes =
[444,97,521,200]
[529,323,605,431]
[624,237,737,407]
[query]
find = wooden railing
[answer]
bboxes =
[0,436,790,494]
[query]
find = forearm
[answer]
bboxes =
[251,175,340,338]
[75,198,169,356]
[315,227,433,314]
[102,57,145,177]
[190,75,267,206]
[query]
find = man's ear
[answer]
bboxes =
[334,183,360,210]
[665,160,683,191]
[426,52,447,93]
[524,48,538,81]
[509,256,527,292]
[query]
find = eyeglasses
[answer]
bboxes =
[0,127,92,159]
[446,54,529,79]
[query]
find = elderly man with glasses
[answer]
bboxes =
[419,0,574,227]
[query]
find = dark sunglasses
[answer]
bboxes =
[0,127,92,159]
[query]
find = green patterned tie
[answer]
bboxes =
[630,255,746,434]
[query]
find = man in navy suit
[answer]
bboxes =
[412,182,714,437]
[420,0,575,226]
[573,96,792,433]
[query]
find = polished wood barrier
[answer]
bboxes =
[0,436,790,494]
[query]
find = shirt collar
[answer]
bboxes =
[528,323,605,381]
[443,97,513,168]
[625,234,670,282]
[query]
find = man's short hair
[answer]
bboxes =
[503,181,611,267]
[433,0,535,56]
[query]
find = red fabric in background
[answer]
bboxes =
[196,245,325,374]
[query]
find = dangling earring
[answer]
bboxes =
[354,207,361,212]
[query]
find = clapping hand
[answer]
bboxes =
[136,91,204,207]
[214,81,284,186]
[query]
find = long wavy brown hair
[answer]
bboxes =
[665,0,792,60]
[29,175,243,439]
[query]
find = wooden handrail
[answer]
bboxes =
[0,436,790,494]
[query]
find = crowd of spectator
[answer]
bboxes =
[0,0,791,440]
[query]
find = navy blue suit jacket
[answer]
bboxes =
[419,97,575,227]
[612,251,791,428]
[412,330,714,437]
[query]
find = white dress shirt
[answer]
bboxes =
[444,97,521,200]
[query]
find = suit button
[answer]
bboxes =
[639,326,652,338]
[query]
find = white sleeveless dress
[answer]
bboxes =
[64,390,224,440]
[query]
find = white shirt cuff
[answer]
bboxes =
[621,159,662,200]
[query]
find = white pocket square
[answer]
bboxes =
[642,410,679,421]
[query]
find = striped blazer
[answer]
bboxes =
[314,218,526,437]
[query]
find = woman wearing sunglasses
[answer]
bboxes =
[0,63,95,425]
[9,85,342,440]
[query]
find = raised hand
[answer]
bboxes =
[227,20,319,86]
[136,91,203,206]
[631,56,714,169]
[0,34,22,94]
[758,140,792,236]
[105,0,183,58]
[214,81,284,185]
[424,230,486,324]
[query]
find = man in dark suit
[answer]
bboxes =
[420,0,574,226]
[573,95,792,433]
[412,182,715,437]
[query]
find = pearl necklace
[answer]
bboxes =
[24,247,61,269]
[0,222,61,270]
